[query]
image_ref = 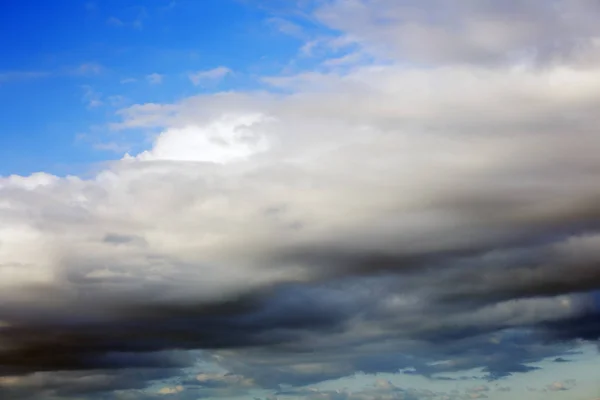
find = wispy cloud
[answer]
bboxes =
[0,63,103,83]
[107,95,128,107]
[106,16,125,27]
[120,77,137,84]
[70,62,104,76]
[107,6,148,29]
[188,66,232,86]
[81,85,103,108]
[133,6,148,30]
[545,380,577,392]
[266,17,305,38]
[0,70,50,83]
[146,73,164,85]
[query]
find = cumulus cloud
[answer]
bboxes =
[130,113,270,163]
[545,379,577,392]
[2,1,600,399]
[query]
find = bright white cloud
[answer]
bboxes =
[3,62,600,308]
[131,113,270,163]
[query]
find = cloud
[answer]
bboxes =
[0,71,50,83]
[81,85,103,108]
[2,61,598,387]
[545,379,577,392]
[0,364,189,400]
[466,386,489,393]
[1,64,103,83]
[3,1,600,398]
[106,2,147,30]
[266,17,305,38]
[146,73,164,85]
[3,62,600,393]
[131,113,269,163]
[108,95,128,107]
[71,62,104,76]
[109,6,149,30]
[276,379,491,400]
[188,67,232,86]
[107,16,125,27]
[313,0,600,67]
[132,6,148,30]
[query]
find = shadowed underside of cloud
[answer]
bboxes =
[3,0,600,399]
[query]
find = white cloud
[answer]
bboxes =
[313,0,600,67]
[81,85,103,108]
[72,62,104,76]
[107,95,128,107]
[158,385,184,394]
[132,113,270,163]
[3,2,600,397]
[107,16,124,27]
[120,77,137,84]
[267,17,304,38]
[4,62,600,303]
[545,379,576,392]
[146,73,164,85]
[188,66,232,86]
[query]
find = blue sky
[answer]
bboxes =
[1,1,600,400]
[0,0,323,175]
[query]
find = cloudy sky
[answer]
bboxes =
[1,0,600,399]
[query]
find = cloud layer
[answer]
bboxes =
[2,1,600,399]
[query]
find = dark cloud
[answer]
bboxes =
[3,1,600,399]
[0,368,184,400]
[1,237,598,396]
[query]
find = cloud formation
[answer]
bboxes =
[2,0,600,398]
[146,73,164,85]
[314,0,600,67]
[188,66,232,86]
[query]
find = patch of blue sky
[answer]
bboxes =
[0,0,344,176]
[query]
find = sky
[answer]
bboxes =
[0,0,600,399]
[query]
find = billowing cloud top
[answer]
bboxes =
[1,1,600,399]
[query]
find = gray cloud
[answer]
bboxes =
[314,0,600,67]
[3,1,600,398]
[276,379,497,400]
